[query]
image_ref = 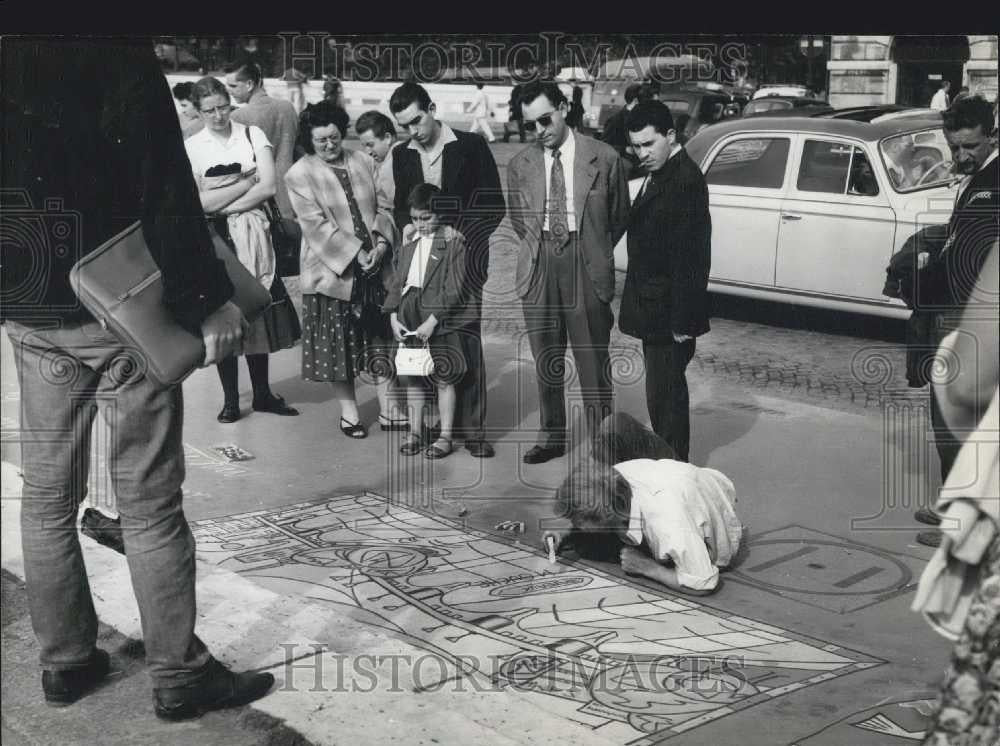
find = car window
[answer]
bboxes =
[797,140,853,193]
[879,130,953,192]
[847,147,879,196]
[705,137,791,188]
[662,99,691,115]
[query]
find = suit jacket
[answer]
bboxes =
[391,128,505,290]
[383,226,469,333]
[619,148,712,341]
[922,156,999,310]
[284,151,398,301]
[507,133,630,303]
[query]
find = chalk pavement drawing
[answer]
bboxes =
[191,493,884,744]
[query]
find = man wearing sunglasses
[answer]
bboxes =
[388,82,506,458]
[508,80,630,464]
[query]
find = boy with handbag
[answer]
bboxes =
[384,184,470,459]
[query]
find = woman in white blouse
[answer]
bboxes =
[185,77,300,424]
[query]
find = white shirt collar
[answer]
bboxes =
[544,127,576,164]
[407,121,457,156]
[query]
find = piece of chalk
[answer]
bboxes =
[546,535,557,564]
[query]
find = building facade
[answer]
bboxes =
[827,35,998,109]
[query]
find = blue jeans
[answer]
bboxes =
[7,319,212,686]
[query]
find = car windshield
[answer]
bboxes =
[878,129,956,192]
[662,99,691,115]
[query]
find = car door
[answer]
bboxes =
[703,133,793,286]
[775,138,896,302]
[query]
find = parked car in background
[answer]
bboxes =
[658,87,733,143]
[743,96,833,117]
[752,84,810,100]
[613,113,960,318]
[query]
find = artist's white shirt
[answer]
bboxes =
[407,122,457,188]
[613,459,743,592]
[930,89,950,112]
[403,233,436,294]
[542,128,577,232]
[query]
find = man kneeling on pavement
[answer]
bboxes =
[543,414,744,595]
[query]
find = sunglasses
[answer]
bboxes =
[524,111,558,130]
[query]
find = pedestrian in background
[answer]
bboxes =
[172,81,204,139]
[504,82,527,143]
[284,101,404,437]
[566,85,585,131]
[226,62,299,220]
[931,80,952,112]
[621,100,712,463]
[2,35,273,719]
[355,110,400,205]
[389,81,506,458]
[508,80,629,464]
[185,76,301,424]
[469,82,497,143]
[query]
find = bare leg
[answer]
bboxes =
[436,383,455,441]
[619,547,715,596]
[374,375,406,422]
[330,381,360,424]
[406,384,426,435]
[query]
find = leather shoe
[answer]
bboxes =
[252,393,299,416]
[43,649,111,706]
[154,658,275,721]
[465,439,495,458]
[916,530,942,548]
[914,507,943,526]
[217,403,241,423]
[522,444,566,464]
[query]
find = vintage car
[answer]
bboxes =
[658,88,735,143]
[613,113,960,318]
[742,96,833,117]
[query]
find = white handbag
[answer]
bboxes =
[395,340,435,377]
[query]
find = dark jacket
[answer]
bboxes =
[1,37,233,327]
[619,148,712,342]
[383,227,470,333]
[920,156,999,311]
[391,128,505,293]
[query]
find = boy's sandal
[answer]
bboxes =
[378,414,411,431]
[399,434,424,456]
[424,437,453,460]
[340,417,368,439]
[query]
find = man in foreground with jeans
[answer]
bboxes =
[1,36,273,720]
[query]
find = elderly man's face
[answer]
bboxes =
[945,124,998,175]
[358,130,394,163]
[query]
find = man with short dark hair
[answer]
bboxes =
[355,110,399,204]
[601,83,653,166]
[226,62,298,219]
[620,100,711,462]
[918,95,998,495]
[388,82,506,458]
[508,80,630,464]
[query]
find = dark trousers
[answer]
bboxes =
[453,319,487,442]
[643,338,696,462]
[523,233,613,447]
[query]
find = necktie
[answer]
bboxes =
[636,174,650,201]
[549,148,569,245]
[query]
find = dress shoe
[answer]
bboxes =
[914,507,943,526]
[522,444,566,464]
[42,649,111,706]
[251,393,299,416]
[153,658,275,721]
[916,530,942,548]
[465,439,495,458]
[217,403,241,423]
[80,509,125,555]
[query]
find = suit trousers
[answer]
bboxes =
[522,233,613,447]
[643,338,696,462]
[6,319,212,685]
[453,296,488,442]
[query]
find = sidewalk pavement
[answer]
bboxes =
[0,313,949,744]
